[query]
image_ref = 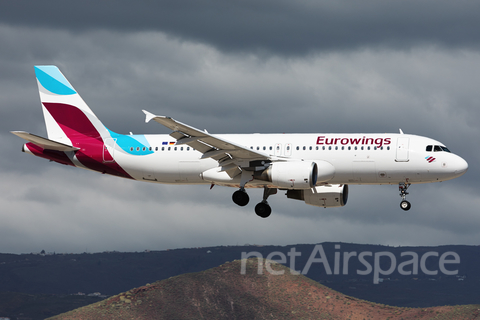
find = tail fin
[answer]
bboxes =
[31,66,133,178]
[35,66,109,145]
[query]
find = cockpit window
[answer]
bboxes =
[428,145,451,152]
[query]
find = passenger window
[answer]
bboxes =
[136,147,140,151]
[426,145,432,152]
[322,146,325,150]
[155,147,158,151]
[296,146,299,150]
[329,146,332,150]
[187,147,190,151]
[162,147,165,151]
[348,146,351,150]
[130,147,133,151]
[181,147,183,151]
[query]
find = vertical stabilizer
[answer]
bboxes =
[32,66,132,178]
[35,66,109,144]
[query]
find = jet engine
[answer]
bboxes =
[254,160,335,189]
[254,161,317,189]
[287,184,348,208]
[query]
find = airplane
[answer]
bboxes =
[12,66,468,218]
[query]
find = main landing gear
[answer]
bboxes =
[254,187,277,218]
[232,187,277,218]
[399,182,411,211]
[232,188,249,207]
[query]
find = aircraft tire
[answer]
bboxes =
[232,190,249,206]
[255,202,272,218]
[400,200,411,211]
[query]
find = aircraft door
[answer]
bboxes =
[396,137,410,162]
[103,138,116,163]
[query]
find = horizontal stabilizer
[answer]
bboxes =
[11,131,79,152]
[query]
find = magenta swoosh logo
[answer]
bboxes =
[43,102,133,179]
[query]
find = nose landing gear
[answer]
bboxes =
[399,182,411,211]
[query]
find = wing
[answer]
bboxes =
[143,110,271,177]
[11,131,79,152]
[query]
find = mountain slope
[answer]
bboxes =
[49,258,480,320]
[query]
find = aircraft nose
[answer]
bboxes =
[453,156,468,177]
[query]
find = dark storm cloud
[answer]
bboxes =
[2,0,480,56]
[1,1,479,254]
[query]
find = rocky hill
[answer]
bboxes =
[2,243,479,308]
[49,258,480,320]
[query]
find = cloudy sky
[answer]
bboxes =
[1,1,479,254]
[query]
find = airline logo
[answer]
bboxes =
[316,136,391,148]
[425,156,436,163]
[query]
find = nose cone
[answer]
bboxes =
[453,156,468,177]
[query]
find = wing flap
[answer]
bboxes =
[11,131,79,152]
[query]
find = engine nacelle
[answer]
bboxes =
[287,184,348,208]
[256,161,318,189]
[254,160,335,189]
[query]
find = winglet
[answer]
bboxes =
[399,128,404,134]
[142,110,157,123]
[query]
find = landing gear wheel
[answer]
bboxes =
[400,200,411,211]
[398,182,412,211]
[255,202,272,218]
[232,190,249,206]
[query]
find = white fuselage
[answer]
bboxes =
[105,133,467,188]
